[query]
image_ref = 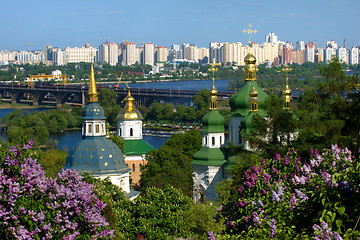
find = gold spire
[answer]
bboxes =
[248,83,259,112]
[243,25,257,81]
[124,85,135,112]
[209,59,220,110]
[282,65,292,110]
[88,60,98,103]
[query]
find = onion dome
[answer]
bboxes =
[116,90,143,121]
[82,102,106,120]
[229,81,268,117]
[201,110,225,133]
[64,137,130,175]
[192,148,226,166]
[244,52,256,65]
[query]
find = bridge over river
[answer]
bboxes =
[0,83,233,108]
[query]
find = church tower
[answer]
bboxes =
[228,27,268,146]
[64,62,131,193]
[117,87,155,186]
[191,63,226,202]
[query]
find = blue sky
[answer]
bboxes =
[1,0,359,51]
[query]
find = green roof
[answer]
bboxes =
[201,110,225,133]
[229,81,268,117]
[191,147,226,166]
[123,139,155,155]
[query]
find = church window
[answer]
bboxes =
[102,124,104,133]
[220,136,222,144]
[130,128,133,136]
[119,128,122,137]
[88,124,92,133]
[95,124,100,133]
[205,137,207,145]
[212,137,215,146]
[139,164,142,169]
[132,164,135,172]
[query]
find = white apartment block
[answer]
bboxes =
[296,41,305,51]
[349,47,359,65]
[209,42,223,63]
[64,44,96,64]
[98,42,119,66]
[120,42,137,66]
[265,32,278,44]
[337,47,348,64]
[0,50,16,65]
[143,43,154,66]
[155,46,168,62]
[324,47,337,63]
[305,42,316,63]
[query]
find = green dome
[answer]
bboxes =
[192,148,226,166]
[82,103,106,120]
[201,110,225,133]
[64,136,130,175]
[229,81,268,117]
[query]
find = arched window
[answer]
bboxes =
[212,137,215,146]
[132,164,135,172]
[88,124,92,133]
[130,128,133,136]
[205,137,207,145]
[119,128,122,137]
[95,124,100,133]
[220,136,222,145]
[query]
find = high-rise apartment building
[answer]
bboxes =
[99,42,119,66]
[326,40,337,49]
[98,42,109,64]
[265,33,278,44]
[154,46,168,62]
[143,43,154,66]
[315,48,324,63]
[296,41,305,51]
[293,50,305,64]
[120,42,136,66]
[305,42,316,63]
[349,47,359,65]
[209,42,223,63]
[324,47,337,63]
[337,47,348,63]
[282,42,293,64]
[63,44,97,64]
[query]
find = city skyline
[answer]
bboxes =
[1,0,360,51]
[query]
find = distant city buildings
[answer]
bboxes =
[0,34,359,67]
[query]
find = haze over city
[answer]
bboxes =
[2,0,360,51]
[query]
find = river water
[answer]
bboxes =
[1,79,229,149]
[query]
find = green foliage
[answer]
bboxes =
[193,88,210,120]
[243,93,297,157]
[141,130,201,197]
[37,148,67,178]
[218,146,360,239]
[1,106,82,145]
[110,134,125,154]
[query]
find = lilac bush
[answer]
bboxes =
[218,145,360,239]
[0,140,114,239]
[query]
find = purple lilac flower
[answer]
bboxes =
[277,184,284,197]
[263,173,271,184]
[272,191,281,202]
[274,153,281,162]
[208,231,216,240]
[272,167,279,177]
[284,156,291,165]
[261,158,266,166]
[257,200,264,207]
[262,189,267,195]
[313,221,342,240]
[289,194,298,210]
[252,165,259,175]
[270,218,276,238]
[252,211,262,227]
[295,189,308,202]
[320,170,332,186]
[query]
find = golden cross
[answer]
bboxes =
[281,65,292,85]
[209,59,220,83]
[243,24,257,45]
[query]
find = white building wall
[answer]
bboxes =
[117,120,142,140]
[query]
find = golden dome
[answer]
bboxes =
[249,86,258,98]
[116,90,143,121]
[244,52,256,65]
